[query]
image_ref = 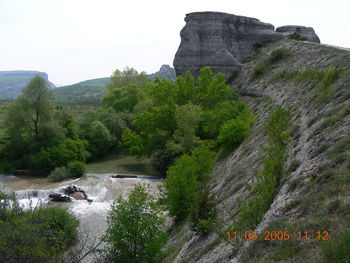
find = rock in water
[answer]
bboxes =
[276,25,320,43]
[173,11,321,78]
[49,193,72,202]
[64,185,89,201]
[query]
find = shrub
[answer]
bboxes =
[253,64,267,78]
[235,106,290,229]
[287,32,307,41]
[29,138,87,176]
[321,230,350,263]
[48,166,71,182]
[267,49,290,64]
[165,144,214,220]
[67,161,85,178]
[217,119,250,150]
[151,148,179,175]
[288,160,301,173]
[190,185,217,235]
[0,194,78,263]
[102,185,166,263]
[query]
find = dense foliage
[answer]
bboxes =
[120,67,254,174]
[0,192,78,263]
[0,76,88,174]
[102,184,166,263]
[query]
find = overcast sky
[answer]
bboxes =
[0,0,349,86]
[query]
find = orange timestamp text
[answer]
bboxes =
[226,230,329,241]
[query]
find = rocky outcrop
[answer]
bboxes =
[173,12,320,78]
[64,185,92,202]
[49,185,92,203]
[276,25,320,43]
[148,64,176,81]
[49,193,72,202]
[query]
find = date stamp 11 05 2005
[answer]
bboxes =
[226,230,330,241]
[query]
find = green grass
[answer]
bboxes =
[86,154,159,176]
[252,49,290,79]
[274,68,343,102]
[321,230,350,263]
[234,106,291,229]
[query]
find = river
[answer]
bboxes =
[0,171,163,262]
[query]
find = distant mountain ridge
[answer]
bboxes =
[53,65,176,103]
[0,70,55,99]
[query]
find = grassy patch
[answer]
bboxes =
[253,64,268,78]
[320,114,344,129]
[234,107,291,229]
[252,49,290,79]
[321,230,350,263]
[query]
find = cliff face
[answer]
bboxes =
[276,25,320,43]
[173,12,320,78]
[0,71,54,99]
[166,39,350,263]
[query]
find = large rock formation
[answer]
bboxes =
[0,70,55,99]
[276,25,320,43]
[173,12,320,78]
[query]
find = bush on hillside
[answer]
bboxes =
[0,193,79,262]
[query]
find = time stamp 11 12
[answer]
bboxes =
[226,230,330,241]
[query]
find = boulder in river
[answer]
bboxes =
[64,185,91,202]
[48,193,72,202]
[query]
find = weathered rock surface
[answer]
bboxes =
[173,12,321,78]
[166,40,350,263]
[64,185,92,202]
[49,185,92,202]
[48,193,72,202]
[276,25,320,43]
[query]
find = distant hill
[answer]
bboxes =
[53,77,110,104]
[0,71,55,99]
[53,65,176,104]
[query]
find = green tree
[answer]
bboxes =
[87,121,114,158]
[170,103,201,154]
[103,67,149,112]
[29,138,87,176]
[6,76,55,143]
[121,129,146,156]
[217,119,251,150]
[164,144,214,220]
[103,184,166,263]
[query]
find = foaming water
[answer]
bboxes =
[0,172,163,260]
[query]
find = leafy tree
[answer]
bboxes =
[78,108,129,158]
[6,76,56,143]
[198,100,250,139]
[170,103,201,154]
[217,119,251,150]
[164,144,214,220]
[103,67,149,112]
[29,138,87,176]
[121,129,146,156]
[103,184,166,263]
[56,111,78,140]
[190,184,217,235]
[86,121,114,158]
